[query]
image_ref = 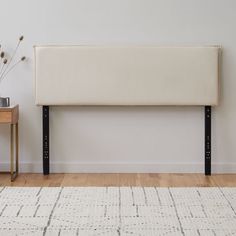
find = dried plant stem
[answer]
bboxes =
[0,62,6,78]
[0,40,21,79]
[0,59,2,71]
[0,60,22,83]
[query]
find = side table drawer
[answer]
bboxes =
[0,112,12,123]
[0,106,19,124]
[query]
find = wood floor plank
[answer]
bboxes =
[211,174,236,187]
[0,173,235,187]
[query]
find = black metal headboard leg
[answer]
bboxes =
[205,106,211,175]
[43,106,50,175]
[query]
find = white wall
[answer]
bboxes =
[0,0,235,173]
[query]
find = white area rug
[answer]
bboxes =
[0,187,236,235]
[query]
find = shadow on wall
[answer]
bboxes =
[0,126,10,163]
[49,105,203,162]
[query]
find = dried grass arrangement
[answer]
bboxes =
[0,35,26,85]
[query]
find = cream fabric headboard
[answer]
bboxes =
[34,46,220,106]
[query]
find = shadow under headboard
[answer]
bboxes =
[34,45,221,175]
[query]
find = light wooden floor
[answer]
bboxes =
[0,173,236,187]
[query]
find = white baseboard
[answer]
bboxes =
[0,162,236,173]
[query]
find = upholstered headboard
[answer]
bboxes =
[34,46,220,106]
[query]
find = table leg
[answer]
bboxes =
[10,124,14,181]
[10,123,18,182]
[15,123,19,175]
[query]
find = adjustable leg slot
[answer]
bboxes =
[43,106,49,175]
[205,106,211,175]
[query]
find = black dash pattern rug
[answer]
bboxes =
[0,187,236,235]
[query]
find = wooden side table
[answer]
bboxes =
[0,104,19,181]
